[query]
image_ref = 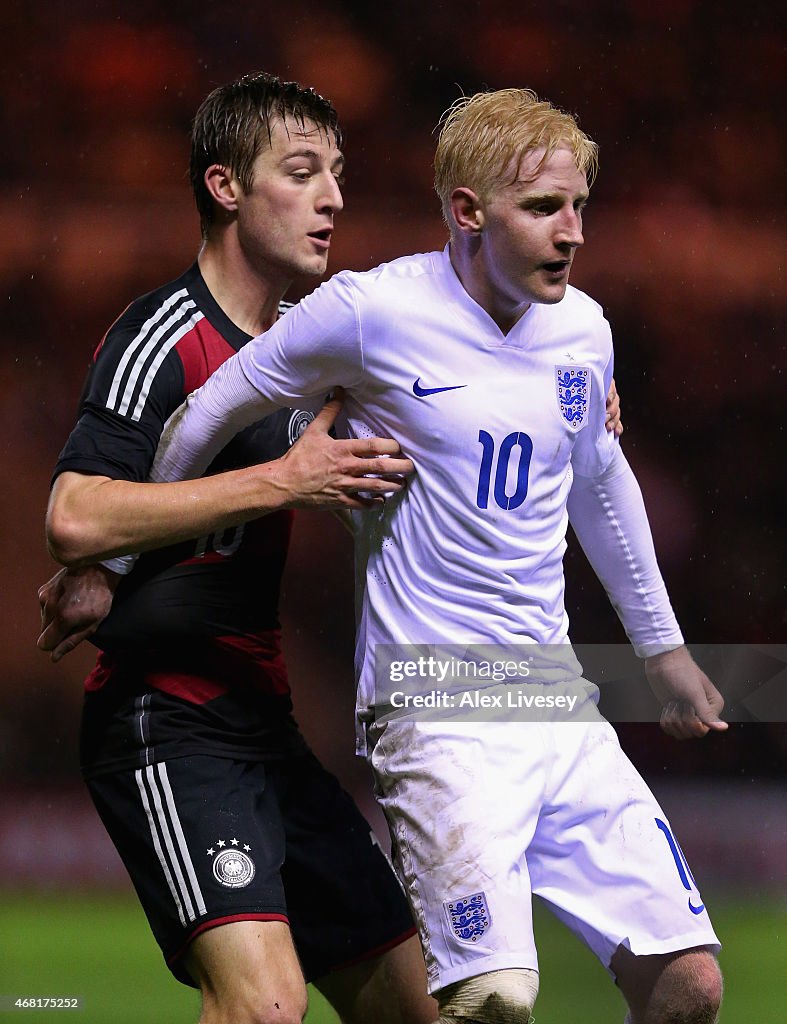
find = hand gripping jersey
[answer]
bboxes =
[54,264,314,773]
[150,248,684,749]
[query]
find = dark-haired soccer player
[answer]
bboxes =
[41,72,432,1024]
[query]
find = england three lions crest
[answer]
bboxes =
[556,366,591,430]
[445,891,492,942]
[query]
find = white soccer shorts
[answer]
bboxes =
[369,710,720,994]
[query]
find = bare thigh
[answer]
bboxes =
[314,934,437,1024]
[184,919,307,1024]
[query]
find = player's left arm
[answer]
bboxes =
[568,447,727,739]
[568,321,722,740]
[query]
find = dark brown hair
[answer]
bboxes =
[191,71,343,235]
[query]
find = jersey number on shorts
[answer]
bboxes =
[476,430,533,510]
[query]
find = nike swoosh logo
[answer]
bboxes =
[688,899,705,915]
[412,377,468,398]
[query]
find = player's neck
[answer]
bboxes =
[448,241,530,336]
[197,238,289,337]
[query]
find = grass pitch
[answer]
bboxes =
[0,891,783,1022]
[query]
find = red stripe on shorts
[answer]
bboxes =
[167,912,290,967]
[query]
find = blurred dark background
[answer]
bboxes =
[0,0,784,892]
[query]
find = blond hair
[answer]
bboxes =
[434,89,598,225]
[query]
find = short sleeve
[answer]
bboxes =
[53,317,184,483]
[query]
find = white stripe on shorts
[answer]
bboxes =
[156,763,207,917]
[135,764,206,925]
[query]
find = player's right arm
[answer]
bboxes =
[46,278,409,567]
[47,395,407,564]
[48,397,409,565]
[40,393,398,657]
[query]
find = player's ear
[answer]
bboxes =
[450,187,485,235]
[204,164,240,217]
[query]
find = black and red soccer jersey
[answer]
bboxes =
[54,264,318,774]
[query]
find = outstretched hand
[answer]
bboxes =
[645,646,728,740]
[275,390,414,509]
[37,564,120,663]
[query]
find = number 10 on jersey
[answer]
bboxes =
[476,430,533,510]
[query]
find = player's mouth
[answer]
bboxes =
[541,259,571,279]
[307,228,333,251]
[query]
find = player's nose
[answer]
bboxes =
[318,172,344,214]
[555,208,583,248]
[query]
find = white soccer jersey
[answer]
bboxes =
[152,247,683,735]
[149,248,715,991]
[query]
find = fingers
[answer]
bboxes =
[604,415,621,435]
[660,701,709,740]
[300,396,410,461]
[37,596,59,647]
[336,455,413,492]
[702,687,728,730]
[50,626,96,663]
[659,700,727,740]
[349,457,414,478]
[38,619,96,661]
[346,436,406,457]
[39,603,54,635]
[37,615,69,653]
[700,712,728,731]
[329,471,408,496]
[37,565,116,661]
[607,412,624,438]
[38,572,63,617]
[309,388,348,434]
[37,626,55,652]
[605,379,622,436]
[309,398,343,433]
[337,494,385,510]
[326,441,414,479]
[282,401,414,508]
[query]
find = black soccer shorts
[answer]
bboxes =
[86,752,416,985]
